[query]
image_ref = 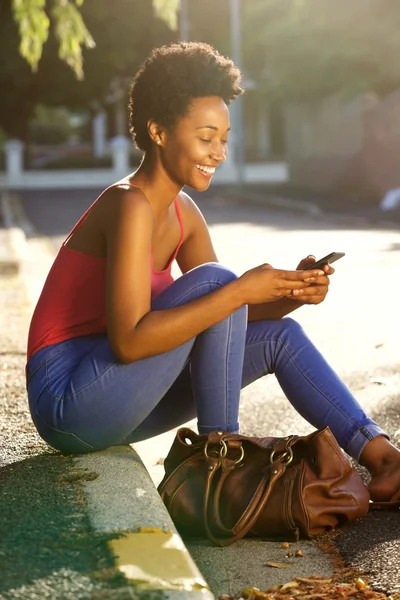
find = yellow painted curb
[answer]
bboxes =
[108,529,211,594]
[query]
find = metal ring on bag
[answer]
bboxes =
[233,445,245,466]
[270,445,294,465]
[204,438,228,460]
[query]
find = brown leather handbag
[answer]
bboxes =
[157,427,370,546]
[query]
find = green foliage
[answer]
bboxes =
[29,105,70,144]
[0,0,177,139]
[11,0,178,79]
[12,0,49,72]
[51,0,95,80]
[152,0,180,30]
[12,0,94,79]
[243,0,400,101]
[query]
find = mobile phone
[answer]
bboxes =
[305,252,345,270]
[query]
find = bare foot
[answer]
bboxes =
[359,436,400,502]
[367,464,400,502]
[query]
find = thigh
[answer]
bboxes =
[124,363,196,443]
[29,334,194,451]
[63,335,195,448]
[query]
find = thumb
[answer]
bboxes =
[297,255,316,270]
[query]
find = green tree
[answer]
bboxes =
[0,0,176,139]
[12,0,180,79]
[243,0,400,101]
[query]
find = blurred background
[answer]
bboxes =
[2,0,400,211]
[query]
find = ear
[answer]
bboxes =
[147,120,165,147]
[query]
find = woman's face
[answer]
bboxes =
[161,96,230,191]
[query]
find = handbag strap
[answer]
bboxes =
[203,455,287,546]
[369,499,400,511]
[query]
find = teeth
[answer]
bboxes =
[196,165,215,174]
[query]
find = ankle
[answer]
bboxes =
[359,436,400,476]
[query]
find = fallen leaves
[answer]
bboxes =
[217,573,390,600]
[265,562,292,569]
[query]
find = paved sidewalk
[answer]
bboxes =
[226,183,400,230]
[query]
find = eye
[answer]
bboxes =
[200,138,212,143]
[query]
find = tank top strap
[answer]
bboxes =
[174,196,185,251]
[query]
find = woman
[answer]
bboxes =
[26,42,400,504]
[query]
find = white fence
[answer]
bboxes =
[0,137,288,190]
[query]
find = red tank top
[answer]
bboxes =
[27,184,184,360]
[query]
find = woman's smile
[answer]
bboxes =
[195,164,216,179]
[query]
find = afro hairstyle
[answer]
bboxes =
[128,41,244,153]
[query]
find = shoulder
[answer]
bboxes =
[100,184,153,223]
[103,183,151,210]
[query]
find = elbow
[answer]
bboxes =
[109,336,137,364]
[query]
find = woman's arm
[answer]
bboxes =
[105,189,244,364]
[105,190,323,363]
[175,195,330,323]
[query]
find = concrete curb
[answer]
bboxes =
[74,447,214,599]
[0,192,215,599]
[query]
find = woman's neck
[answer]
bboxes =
[128,154,182,216]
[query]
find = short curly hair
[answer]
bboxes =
[128,41,244,153]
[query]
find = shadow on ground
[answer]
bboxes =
[0,453,127,600]
[336,393,400,596]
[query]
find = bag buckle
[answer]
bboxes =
[204,434,245,467]
[270,436,296,466]
[204,438,228,460]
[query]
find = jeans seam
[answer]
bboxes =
[35,409,94,449]
[28,347,70,382]
[167,280,224,308]
[45,363,65,401]
[246,336,359,430]
[225,311,232,430]
[66,359,118,396]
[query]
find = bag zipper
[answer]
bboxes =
[283,477,298,535]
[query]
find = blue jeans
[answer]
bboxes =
[26,263,386,461]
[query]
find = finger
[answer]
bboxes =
[297,256,316,270]
[297,293,327,304]
[324,265,335,275]
[280,279,313,290]
[295,295,322,304]
[292,285,328,297]
[283,288,306,297]
[278,269,325,281]
[312,275,330,286]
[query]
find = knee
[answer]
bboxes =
[279,317,305,338]
[190,262,238,287]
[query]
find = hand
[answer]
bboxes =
[294,255,334,305]
[238,263,325,305]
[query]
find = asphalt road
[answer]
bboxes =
[19,186,400,595]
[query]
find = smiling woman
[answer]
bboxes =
[25,42,400,507]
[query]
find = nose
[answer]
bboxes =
[210,140,227,163]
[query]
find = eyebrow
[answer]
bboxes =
[196,125,231,132]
